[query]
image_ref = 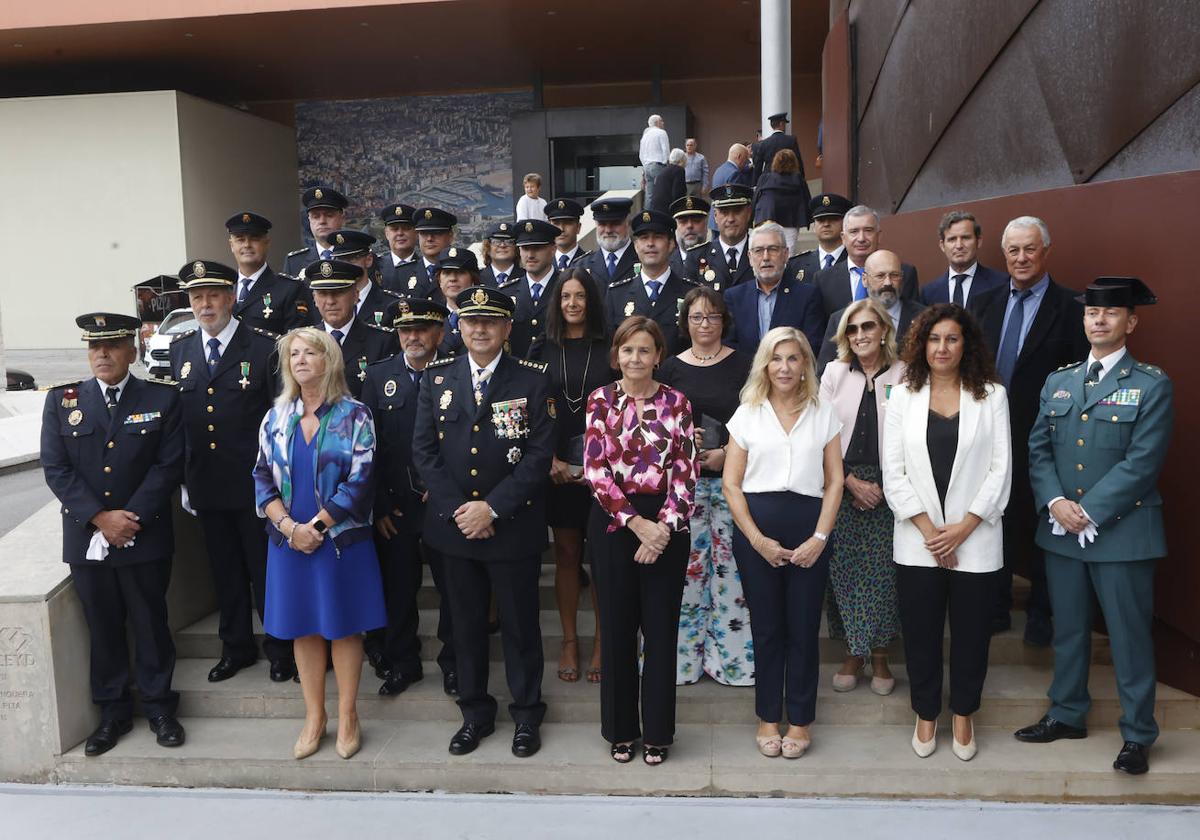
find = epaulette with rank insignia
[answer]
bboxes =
[146,374,179,387]
[45,379,83,393]
[497,276,521,289]
[381,288,403,299]
[426,356,456,368]
[1135,362,1164,377]
[608,276,633,289]
[278,273,302,283]
[1055,361,1084,371]
[517,358,548,373]
[287,247,310,257]
[685,240,710,252]
[252,326,281,341]
[171,328,198,343]
[364,322,395,334]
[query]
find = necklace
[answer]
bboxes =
[690,346,720,362]
[560,340,594,413]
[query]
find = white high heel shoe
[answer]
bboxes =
[911,718,937,758]
[952,717,977,761]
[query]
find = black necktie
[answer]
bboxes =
[410,368,421,387]
[331,329,344,344]
[726,247,738,271]
[952,274,967,307]
[105,386,119,412]
[1084,360,1105,386]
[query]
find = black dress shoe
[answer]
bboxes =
[269,660,297,683]
[207,656,255,683]
[511,723,541,758]
[379,672,423,696]
[84,719,132,757]
[148,715,186,748]
[1014,715,1087,743]
[1023,614,1053,648]
[1114,741,1150,775]
[448,721,494,755]
[442,670,459,696]
[366,650,390,680]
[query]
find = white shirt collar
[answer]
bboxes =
[355,283,371,311]
[201,316,240,354]
[718,236,748,263]
[323,320,353,342]
[642,266,671,289]
[238,262,268,289]
[949,262,978,279]
[97,371,132,402]
[1085,346,1128,379]
[818,244,845,264]
[557,245,580,261]
[391,250,418,267]
[602,241,631,262]
[527,267,554,288]
[469,352,502,386]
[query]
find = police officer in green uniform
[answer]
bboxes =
[1015,277,1174,775]
[412,286,555,759]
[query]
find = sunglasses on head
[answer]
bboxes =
[845,320,879,336]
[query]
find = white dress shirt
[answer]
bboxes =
[355,283,371,313]
[200,316,240,361]
[947,262,978,302]
[323,320,352,343]
[526,268,553,300]
[237,263,269,296]
[469,352,502,390]
[726,400,842,497]
[718,236,748,269]
[601,241,632,267]
[97,371,132,405]
[641,267,671,298]
[639,125,670,166]
[818,244,845,268]
[391,250,418,267]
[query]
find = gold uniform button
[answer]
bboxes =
[207,405,214,413]
[1050,410,1056,416]
[210,442,217,450]
[1081,413,1089,422]
[1075,488,1084,496]
[1076,439,1085,446]
[1135,500,1142,507]
[471,490,480,498]
[470,447,478,454]
[439,415,445,421]
[141,429,148,435]
[104,466,112,473]
[72,431,78,437]
[1111,414,1119,422]
[531,319,538,327]
[439,432,445,440]
[472,425,480,432]
[470,469,478,476]
[103,491,112,498]
[107,441,115,449]
[207,424,214,432]
[207,387,215,395]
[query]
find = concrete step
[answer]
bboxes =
[169,658,1200,731]
[174,609,1109,668]
[54,717,1200,803]
[416,565,585,611]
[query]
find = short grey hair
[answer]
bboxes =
[845,205,881,228]
[668,147,687,166]
[749,221,787,249]
[647,114,662,128]
[1002,215,1052,248]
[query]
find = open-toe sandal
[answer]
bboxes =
[610,742,635,763]
[557,638,580,682]
[642,745,669,766]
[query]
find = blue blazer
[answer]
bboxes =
[920,264,1007,306]
[722,274,825,357]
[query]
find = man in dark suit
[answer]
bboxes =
[751,112,805,185]
[606,209,697,353]
[648,148,688,213]
[379,203,429,297]
[577,198,637,297]
[684,183,755,292]
[325,229,404,329]
[668,194,711,280]
[361,299,457,697]
[723,221,824,354]
[785,192,850,286]
[708,143,752,235]
[503,219,560,357]
[814,205,920,322]
[920,210,1008,306]
[225,212,313,332]
[169,259,294,684]
[546,198,590,271]
[412,286,555,758]
[480,221,523,289]
[284,186,348,278]
[413,207,458,295]
[41,312,186,756]
[817,250,926,370]
[307,258,399,399]
[969,216,1089,645]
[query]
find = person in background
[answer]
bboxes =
[480,221,522,288]
[883,304,1011,762]
[684,138,710,196]
[528,268,616,684]
[639,114,670,209]
[648,148,688,214]
[657,287,754,687]
[253,327,386,761]
[819,298,905,695]
[515,173,548,222]
[724,327,843,760]
[920,210,1007,307]
[546,198,590,270]
[752,149,812,255]
[584,317,697,766]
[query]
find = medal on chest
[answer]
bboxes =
[61,387,78,409]
[358,357,368,382]
[261,293,273,319]
[439,389,453,410]
[491,398,529,440]
[239,361,251,389]
[180,361,192,379]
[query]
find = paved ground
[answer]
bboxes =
[0,467,51,538]
[2,785,1195,839]
[5,348,91,388]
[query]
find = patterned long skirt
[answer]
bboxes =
[676,476,755,685]
[826,464,901,657]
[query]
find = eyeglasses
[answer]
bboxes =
[868,271,903,281]
[687,313,723,325]
[845,320,879,336]
[749,245,786,257]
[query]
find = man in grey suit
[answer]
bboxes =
[816,250,925,370]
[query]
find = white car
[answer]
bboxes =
[143,307,197,377]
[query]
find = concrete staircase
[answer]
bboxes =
[54,561,1200,803]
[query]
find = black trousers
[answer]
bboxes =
[997,488,1051,623]
[197,508,291,664]
[70,560,178,721]
[896,563,1000,720]
[442,551,544,727]
[733,492,829,726]
[365,533,456,677]
[589,495,689,745]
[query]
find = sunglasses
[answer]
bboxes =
[845,320,879,336]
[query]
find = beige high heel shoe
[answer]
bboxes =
[952,715,977,761]
[336,718,362,760]
[911,718,937,758]
[293,715,327,760]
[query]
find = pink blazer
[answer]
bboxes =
[818,359,907,459]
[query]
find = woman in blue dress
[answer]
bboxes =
[253,326,386,761]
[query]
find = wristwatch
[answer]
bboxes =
[312,519,329,534]
[488,505,499,520]
[813,531,829,543]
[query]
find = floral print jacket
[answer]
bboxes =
[584,382,698,533]
[252,396,376,548]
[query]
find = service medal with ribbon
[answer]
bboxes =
[61,387,78,409]
[358,357,368,382]
[261,293,273,318]
[239,361,251,390]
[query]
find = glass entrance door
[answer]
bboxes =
[550,134,641,203]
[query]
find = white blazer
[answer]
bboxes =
[882,381,1012,573]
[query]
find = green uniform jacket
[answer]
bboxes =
[1030,353,1173,562]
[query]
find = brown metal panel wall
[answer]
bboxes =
[821,9,854,197]
[848,0,908,121]
[1092,81,1200,183]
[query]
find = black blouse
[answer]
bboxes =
[843,360,892,470]
[657,350,753,478]
[926,410,960,515]
[529,336,616,461]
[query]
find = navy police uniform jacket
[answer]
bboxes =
[502,272,556,358]
[169,322,279,510]
[361,355,430,535]
[785,248,846,286]
[380,256,434,298]
[412,353,555,561]
[234,266,314,333]
[604,270,696,353]
[578,246,638,297]
[332,320,400,400]
[41,376,183,567]
[284,244,322,278]
[684,240,753,291]
[357,283,404,330]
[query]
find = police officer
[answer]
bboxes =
[169,259,295,684]
[226,212,314,332]
[284,186,349,277]
[361,298,458,697]
[669,194,711,280]
[379,202,428,296]
[685,183,754,290]
[412,286,555,758]
[413,207,458,293]
[546,198,590,270]
[307,258,399,399]
[1016,277,1174,776]
[480,221,523,288]
[325,229,403,329]
[41,313,186,756]
[503,219,561,357]
[785,192,851,285]
[605,209,696,352]
[431,246,481,358]
[578,197,636,294]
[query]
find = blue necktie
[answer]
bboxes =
[606,252,618,278]
[530,283,542,305]
[449,312,458,332]
[330,329,344,345]
[427,263,436,284]
[823,253,834,270]
[474,368,491,405]
[238,278,251,305]
[996,289,1033,385]
[496,271,507,286]
[206,337,221,366]
[853,267,867,301]
[320,249,332,260]
[646,280,662,303]
[559,254,570,270]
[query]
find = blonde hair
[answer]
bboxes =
[275,327,351,411]
[834,298,897,365]
[740,326,818,409]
